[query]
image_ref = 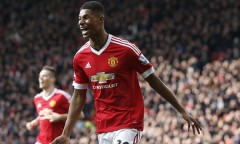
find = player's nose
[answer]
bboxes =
[78,19,85,26]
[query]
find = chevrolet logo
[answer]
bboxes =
[91,72,115,83]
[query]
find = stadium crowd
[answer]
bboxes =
[0,0,239,143]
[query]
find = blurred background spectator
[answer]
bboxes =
[0,0,239,143]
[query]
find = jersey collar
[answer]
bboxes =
[41,88,56,101]
[90,34,112,55]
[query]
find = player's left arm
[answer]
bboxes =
[145,72,202,135]
[45,112,67,122]
[45,111,84,122]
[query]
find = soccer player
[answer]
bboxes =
[52,1,202,144]
[26,66,72,144]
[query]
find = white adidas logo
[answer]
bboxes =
[85,62,91,68]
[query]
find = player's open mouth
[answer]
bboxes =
[39,81,44,85]
[81,28,89,32]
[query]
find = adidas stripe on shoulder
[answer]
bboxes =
[111,36,141,56]
[76,42,90,54]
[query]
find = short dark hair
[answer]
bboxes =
[42,65,56,78]
[80,1,104,14]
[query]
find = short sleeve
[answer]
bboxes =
[72,55,89,89]
[129,44,155,78]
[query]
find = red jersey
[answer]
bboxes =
[73,35,155,133]
[34,88,71,144]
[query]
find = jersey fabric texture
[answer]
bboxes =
[73,35,155,133]
[34,88,71,144]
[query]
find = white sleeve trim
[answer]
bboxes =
[141,67,155,78]
[72,82,88,89]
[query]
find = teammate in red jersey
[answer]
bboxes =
[52,1,202,144]
[26,66,72,144]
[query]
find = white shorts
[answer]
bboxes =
[98,128,142,144]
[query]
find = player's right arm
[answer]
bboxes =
[51,88,87,144]
[26,117,39,131]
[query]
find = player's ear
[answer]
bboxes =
[99,15,104,24]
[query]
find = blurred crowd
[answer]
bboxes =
[0,0,239,144]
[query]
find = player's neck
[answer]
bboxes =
[90,31,108,51]
[42,86,55,97]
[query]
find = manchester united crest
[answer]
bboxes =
[49,100,56,107]
[108,57,118,67]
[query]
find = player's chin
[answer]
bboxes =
[81,31,90,38]
[82,34,90,39]
[39,85,44,89]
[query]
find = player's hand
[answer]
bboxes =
[181,112,202,135]
[26,122,34,131]
[45,111,61,122]
[26,119,39,131]
[51,135,70,144]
